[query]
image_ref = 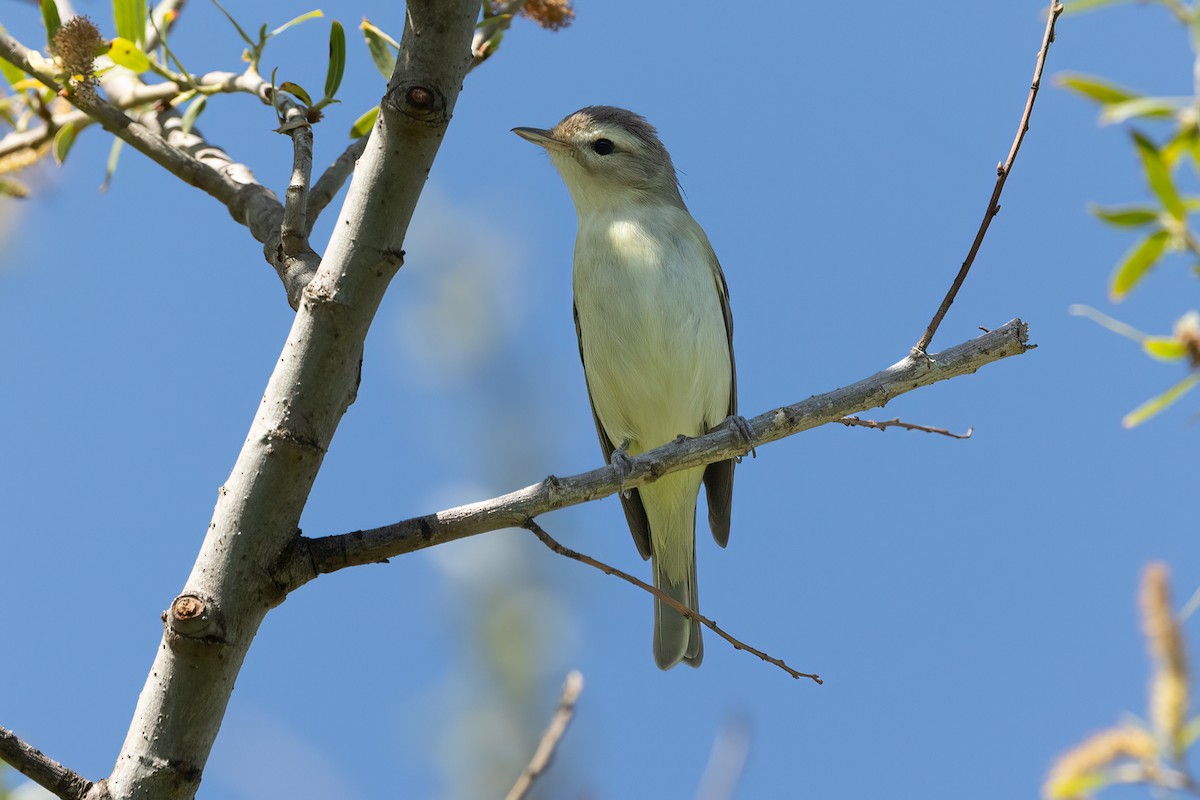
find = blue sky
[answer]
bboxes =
[2,1,1198,798]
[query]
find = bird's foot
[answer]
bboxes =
[725,414,756,462]
[610,447,634,499]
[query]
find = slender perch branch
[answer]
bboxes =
[276,319,1031,590]
[838,416,973,439]
[0,725,92,800]
[504,669,584,800]
[527,521,820,682]
[914,3,1062,352]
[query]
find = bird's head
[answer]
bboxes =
[514,105,683,212]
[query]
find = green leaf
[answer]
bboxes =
[108,37,151,73]
[52,120,78,165]
[1110,229,1170,301]
[1062,0,1137,14]
[1056,73,1138,105]
[1133,130,1186,221]
[112,0,147,47]
[361,19,399,79]
[41,0,62,50]
[1181,715,1200,748]
[1144,337,1190,361]
[279,81,312,105]
[100,136,123,191]
[349,105,378,138]
[1122,373,1200,428]
[271,9,324,37]
[1089,204,1160,227]
[1100,97,1183,125]
[0,52,25,88]
[0,175,29,198]
[324,19,345,100]
[180,94,206,135]
[210,0,256,48]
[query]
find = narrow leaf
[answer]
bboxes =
[1056,73,1138,105]
[1062,0,1137,14]
[1122,374,1200,428]
[100,136,123,192]
[112,0,146,47]
[0,175,29,198]
[180,94,206,135]
[210,0,256,47]
[349,105,378,138]
[1068,304,1150,343]
[41,0,62,50]
[279,81,312,105]
[0,54,25,87]
[52,120,78,165]
[1089,204,1160,227]
[361,19,398,79]
[1110,229,1170,301]
[1133,130,1186,221]
[271,9,324,38]
[1143,337,1190,361]
[108,38,151,73]
[1100,97,1183,125]
[324,19,345,100]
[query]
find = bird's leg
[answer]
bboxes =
[723,414,756,461]
[611,440,634,499]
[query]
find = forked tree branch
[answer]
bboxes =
[275,319,1031,590]
[914,3,1062,352]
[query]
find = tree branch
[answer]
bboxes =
[0,725,92,800]
[278,106,321,294]
[504,669,583,800]
[914,3,1062,352]
[306,138,368,236]
[528,521,820,682]
[276,319,1030,590]
[94,2,483,798]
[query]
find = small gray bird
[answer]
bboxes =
[514,106,737,669]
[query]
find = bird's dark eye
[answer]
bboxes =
[592,138,614,155]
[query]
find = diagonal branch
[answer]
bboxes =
[914,3,1063,352]
[527,521,820,682]
[504,669,584,800]
[838,415,973,439]
[306,138,368,235]
[0,725,92,800]
[275,319,1031,591]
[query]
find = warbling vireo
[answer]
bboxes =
[514,106,738,670]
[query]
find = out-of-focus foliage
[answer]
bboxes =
[1044,564,1198,799]
[1060,0,1200,425]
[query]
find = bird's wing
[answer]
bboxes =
[702,255,737,548]
[574,303,653,560]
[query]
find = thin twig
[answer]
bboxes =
[276,320,1031,591]
[838,416,973,439]
[525,520,822,683]
[306,138,368,235]
[0,725,92,800]
[278,106,321,291]
[504,670,584,800]
[914,3,1063,353]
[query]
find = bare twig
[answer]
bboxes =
[695,714,753,800]
[278,106,321,291]
[526,520,821,683]
[504,670,584,800]
[277,319,1031,591]
[0,725,92,800]
[838,416,973,439]
[914,3,1063,353]
[306,138,368,235]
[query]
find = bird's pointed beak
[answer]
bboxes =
[512,126,560,149]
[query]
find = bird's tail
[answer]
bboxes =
[652,544,703,669]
